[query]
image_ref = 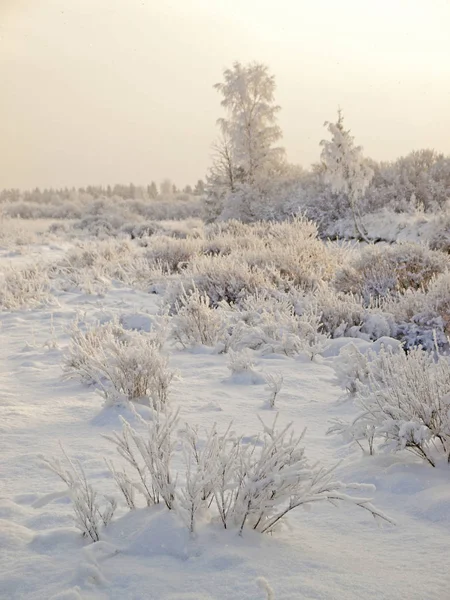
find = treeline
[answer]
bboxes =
[0,179,206,204]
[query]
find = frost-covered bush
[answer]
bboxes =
[218,292,328,358]
[104,412,392,535]
[334,343,373,394]
[0,264,52,309]
[73,213,128,239]
[333,339,403,395]
[185,254,274,307]
[241,218,339,289]
[104,407,179,509]
[172,285,224,348]
[65,239,135,267]
[42,448,116,542]
[50,239,141,293]
[144,236,204,273]
[2,199,83,220]
[155,218,205,239]
[428,207,450,252]
[55,238,135,275]
[202,231,260,256]
[226,293,304,355]
[427,272,450,335]
[331,347,450,466]
[44,195,204,239]
[201,218,339,291]
[42,409,392,542]
[120,221,162,239]
[379,272,450,349]
[63,319,173,405]
[359,310,397,341]
[227,348,255,375]
[0,214,37,246]
[306,284,365,338]
[179,416,392,533]
[336,242,449,301]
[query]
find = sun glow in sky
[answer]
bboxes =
[1,0,450,188]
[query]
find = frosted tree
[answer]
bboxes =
[214,61,285,186]
[147,181,158,199]
[320,109,373,240]
[160,179,172,195]
[194,179,205,195]
[209,133,238,192]
[205,132,242,220]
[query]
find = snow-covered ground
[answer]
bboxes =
[324,206,450,248]
[1,236,449,600]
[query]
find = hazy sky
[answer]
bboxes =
[1,0,450,189]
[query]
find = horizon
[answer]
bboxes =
[2,0,450,189]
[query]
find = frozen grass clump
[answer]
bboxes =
[57,239,135,272]
[50,239,139,293]
[227,348,256,375]
[0,214,37,246]
[264,372,284,408]
[143,236,204,273]
[185,254,275,307]
[63,319,173,406]
[239,218,340,290]
[201,217,341,291]
[172,285,225,348]
[41,448,116,542]
[0,264,52,310]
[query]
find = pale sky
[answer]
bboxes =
[1,0,450,189]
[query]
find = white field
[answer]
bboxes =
[0,226,449,600]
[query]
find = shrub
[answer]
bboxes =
[217,292,329,358]
[227,348,255,375]
[104,407,179,509]
[41,448,116,542]
[330,346,450,466]
[144,236,203,273]
[428,209,450,252]
[427,272,450,335]
[241,217,339,289]
[336,242,449,301]
[306,284,365,338]
[0,264,51,309]
[0,215,37,245]
[51,239,138,293]
[185,254,274,307]
[380,272,450,349]
[41,408,393,543]
[172,285,224,348]
[63,319,173,405]
[333,342,372,394]
[106,413,393,535]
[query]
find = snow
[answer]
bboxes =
[326,207,450,247]
[1,243,449,599]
